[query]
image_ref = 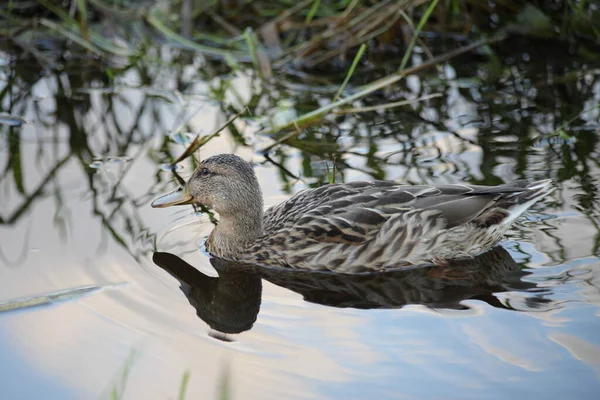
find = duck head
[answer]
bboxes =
[151,154,264,218]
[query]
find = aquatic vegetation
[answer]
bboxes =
[1,1,600,399]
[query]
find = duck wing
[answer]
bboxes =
[275,182,419,244]
[272,180,551,246]
[414,180,553,228]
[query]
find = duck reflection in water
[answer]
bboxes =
[152,247,551,341]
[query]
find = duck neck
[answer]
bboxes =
[210,207,264,258]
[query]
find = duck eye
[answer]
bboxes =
[201,167,210,176]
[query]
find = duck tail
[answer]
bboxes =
[498,179,555,226]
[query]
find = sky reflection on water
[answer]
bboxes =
[1,40,600,399]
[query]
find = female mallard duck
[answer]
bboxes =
[152,154,553,273]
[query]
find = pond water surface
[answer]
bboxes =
[1,41,600,399]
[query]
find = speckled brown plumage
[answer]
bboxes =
[152,154,554,274]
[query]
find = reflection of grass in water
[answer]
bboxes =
[217,363,231,400]
[552,103,600,140]
[12,0,593,141]
[103,352,231,400]
[3,0,598,152]
[265,34,504,135]
[0,2,599,396]
[102,350,137,400]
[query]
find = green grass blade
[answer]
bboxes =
[103,350,138,400]
[178,371,190,400]
[35,0,72,22]
[146,12,241,58]
[266,35,504,134]
[39,18,102,55]
[35,0,132,56]
[244,27,259,71]
[335,93,442,113]
[305,0,321,24]
[75,0,89,41]
[399,0,439,72]
[218,364,231,400]
[333,43,367,102]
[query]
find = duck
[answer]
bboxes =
[152,153,554,274]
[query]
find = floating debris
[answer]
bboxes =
[160,163,184,171]
[107,156,132,164]
[0,283,127,313]
[89,160,104,169]
[89,156,132,169]
[571,124,600,131]
[169,132,196,146]
[0,113,29,127]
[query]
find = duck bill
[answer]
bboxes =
[151,187,194,208]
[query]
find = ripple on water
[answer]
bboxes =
[2,39,600,400]
[89,156,132,169]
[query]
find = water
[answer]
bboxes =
[1,40,600,399]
